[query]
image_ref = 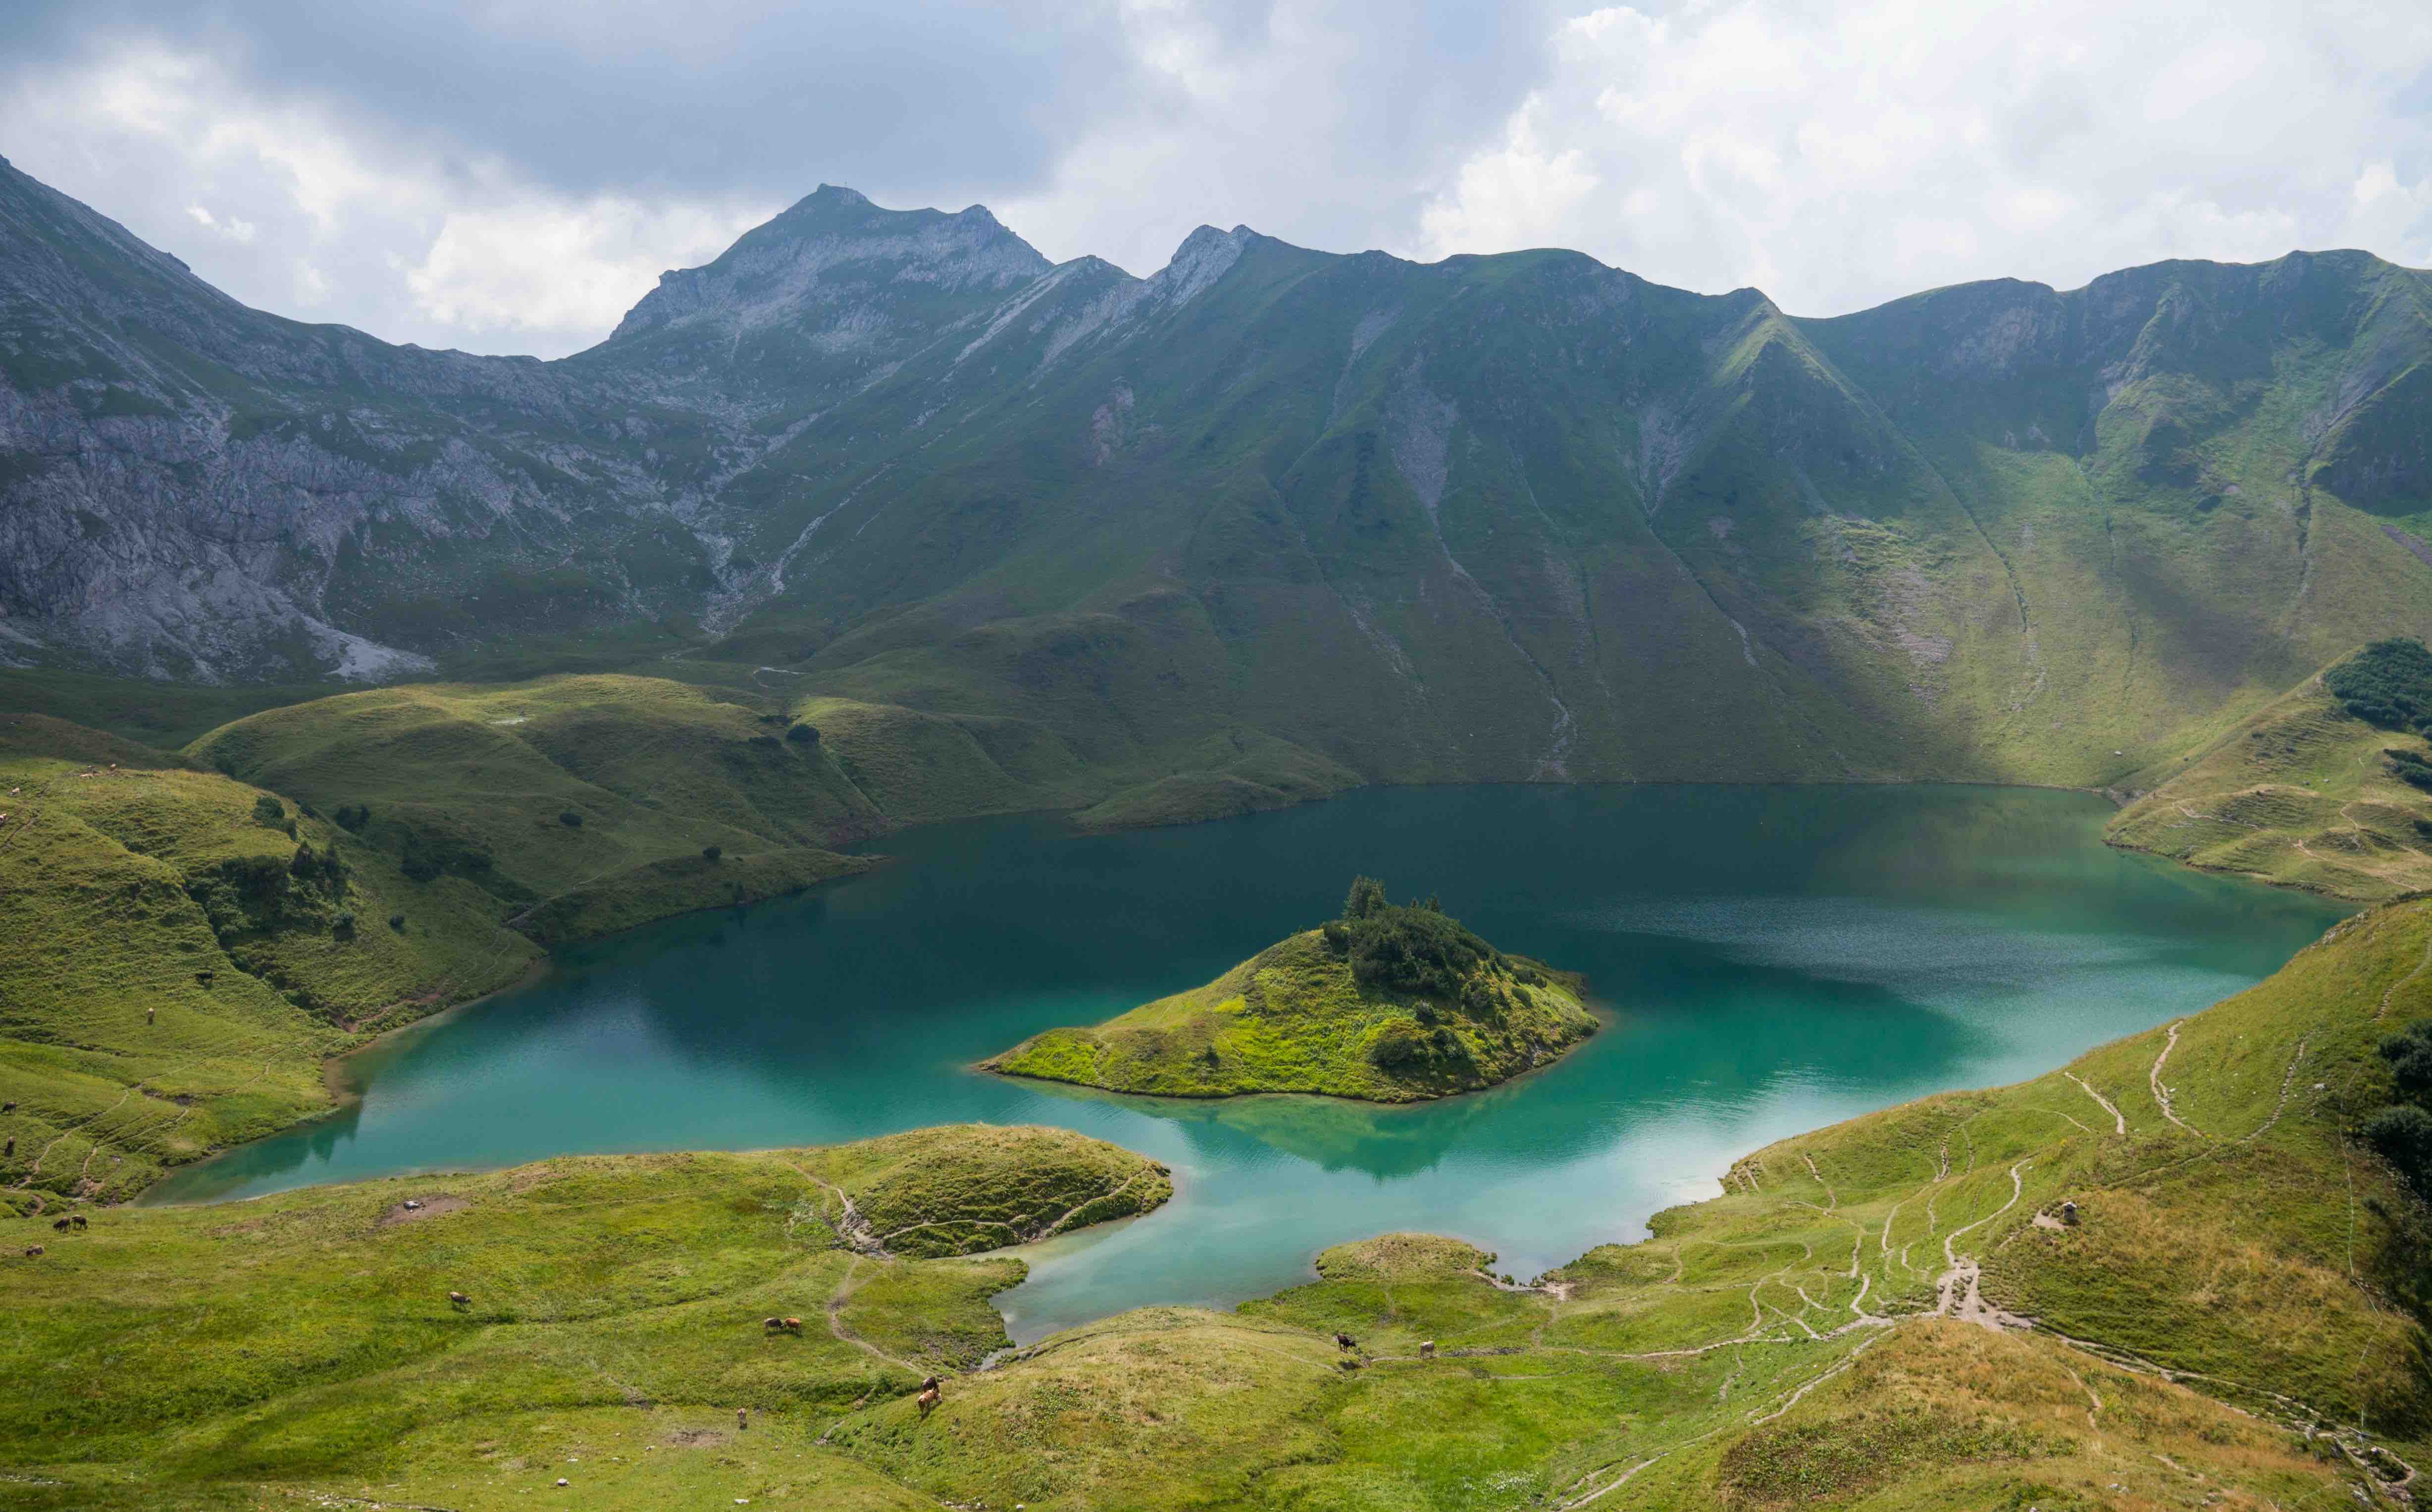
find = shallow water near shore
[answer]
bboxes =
[150,784,2347,1343]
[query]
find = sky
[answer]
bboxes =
[7,0,2431,360]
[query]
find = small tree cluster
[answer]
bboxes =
[1330,877,1499,1003]
[2368,1020,2432,1194]
[785,723,821,746]
[251,794,286,828]
[2328,638,2432,734]
[332,803,370,832]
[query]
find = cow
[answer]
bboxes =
[917,1376,942,1420]
[69,1215,85,1231]
[51,1217,68,1232]
[1419,1341,1436,1359]
[1333,1332,1358,1353]
[737,1407,749,1431]
[782,1317,803,1334]
[22,1246,40,1258]
[763,1316,786,1333]
[448,1291,471,1307]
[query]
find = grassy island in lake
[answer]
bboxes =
[984,879,1597,1102]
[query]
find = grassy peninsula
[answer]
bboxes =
[987,879,1596,1101]
[2109,638,2432,900]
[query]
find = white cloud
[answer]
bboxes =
[404,191,767,343]
[184,204,258,244]
[1,41,772,355]
[1419,0,2432,313]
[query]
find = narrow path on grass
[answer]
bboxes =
[2066,1072,2128,1135]
[2148,1022,2203,1136]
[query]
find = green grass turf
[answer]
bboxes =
[985,923,1596,1102]
[2108,653,2432,900]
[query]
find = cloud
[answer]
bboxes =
[1418,0,2432,313]
[1,0,2428,356]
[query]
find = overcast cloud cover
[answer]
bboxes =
[5,0,2429,358]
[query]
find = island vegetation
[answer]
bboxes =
[985,879,1597,1102]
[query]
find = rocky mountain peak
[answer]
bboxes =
[602,184,1051,348]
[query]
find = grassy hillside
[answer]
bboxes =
[2109,640,2432,899]
[0,1125,1170,1510]
[987,885,1598,1101]
[8,901,2432,1507]
[0,714,542,1207]
[0,693,876,1205]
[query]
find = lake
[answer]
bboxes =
[148,784,2348,1343]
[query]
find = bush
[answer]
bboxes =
[387,913,406,932]
[785,723,821,746]
[332,910,357,938]
[333,803,369,832]
[1343,876,1387,921]
[702,844,723,862]
[2367,1105,2432,1189]
[2328,638,2432,733]
[1367,1017,1437,1070]
[252,794,286,826]
[559,809,583,828]
[2381,1023,2432,1101]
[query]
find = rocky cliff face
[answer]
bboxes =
[4,155,2430,786]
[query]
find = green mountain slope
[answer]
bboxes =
[9,903,2432,1508]
[0,688,880,1202]
[2109,639,2432,899]
[8,156,2432,801]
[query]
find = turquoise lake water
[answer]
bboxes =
[148,785,2348,1343]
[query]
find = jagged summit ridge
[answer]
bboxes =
[604,184,1052,347]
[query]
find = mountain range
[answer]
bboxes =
[6,156,2432,793]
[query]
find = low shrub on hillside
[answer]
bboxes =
[2368,1020,2432,1194]
[2328,638,2432,733]
[251,794,285,827]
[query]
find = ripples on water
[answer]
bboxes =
[149,785,2346,1342]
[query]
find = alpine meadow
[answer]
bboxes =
[5,110,2432,1512]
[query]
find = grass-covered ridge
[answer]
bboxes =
[2109,641,2432,899]
[985,880,1597,1102]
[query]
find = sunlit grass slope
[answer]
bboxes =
[2110,644,2432,899]
[0,714,539,1207]
[0,1125,1170,1511]
[987,893,1597,1101]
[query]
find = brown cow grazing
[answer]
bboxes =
[917,1376,942,1420]
[51,1217,68,1232]
[448,1291,471,1307]
[1333,1331,1358,1353]
[70,1215,86,1230]
[782,1317,803,1334]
